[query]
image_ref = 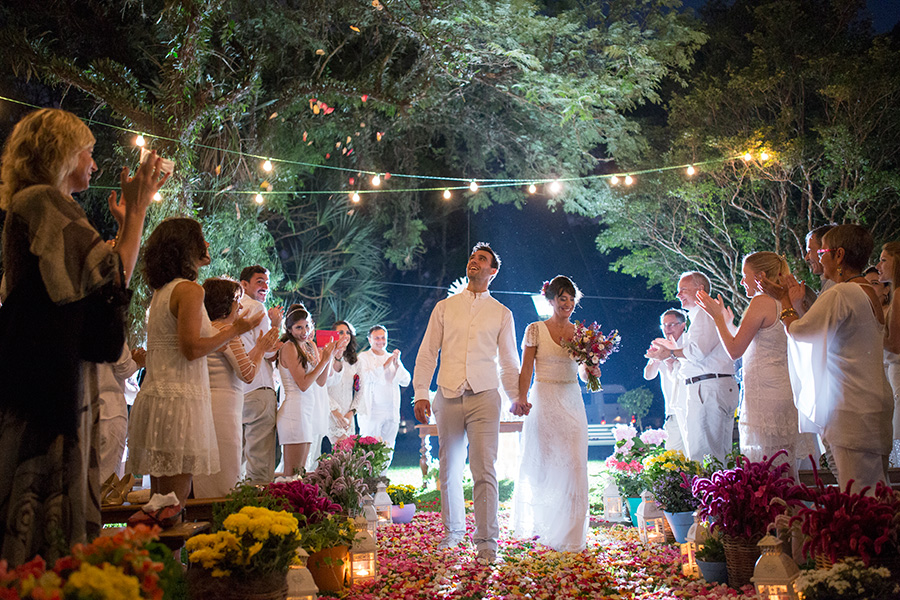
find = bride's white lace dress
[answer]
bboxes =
[512,321,588,552]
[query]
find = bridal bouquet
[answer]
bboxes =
[561,320,621,392]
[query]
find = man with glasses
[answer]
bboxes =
[651,272,738,463]
[643,309,688,452]
[806,225,835,294]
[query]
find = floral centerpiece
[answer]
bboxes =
[0,525,180,600]
[186,505,302,598]
[560,320,620,392]
[792,477,900,567]
[305,444,373,514]
[643,450,704,513]
[605,425,667,498]
[333,435,391,477]
[265,479,342,524]
[297,513,358,555]
[794,557,900,600]
[387,484,417,508]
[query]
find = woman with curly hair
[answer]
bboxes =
[0,108,167,564]
[126,219,260,505]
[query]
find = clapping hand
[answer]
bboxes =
[257,327,281,353]
[117,150,171,215]
[233,305,264,334]
[696,290,728,323]
[645,341,671,361]
[758,272,804,308]
[268,305,284,330]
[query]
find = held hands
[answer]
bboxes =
[414,399,431,423]
[510,397,532,417]
[131,347,147,369]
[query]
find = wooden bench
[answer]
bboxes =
[101,497,227,552]
[798,467,900,489]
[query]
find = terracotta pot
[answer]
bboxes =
[307,545,349,593]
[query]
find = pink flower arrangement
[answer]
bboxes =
[606,425,667,498]
[691,451,807,540]
[265,479,342,523]
[560,321,621,392]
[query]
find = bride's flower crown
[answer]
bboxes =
[540,280,550,297]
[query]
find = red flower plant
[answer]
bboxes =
[264,480,342,524]
[691,451,807,540]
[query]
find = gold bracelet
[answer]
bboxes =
[779,307,798,321]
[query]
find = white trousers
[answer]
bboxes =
[242,387,277,484]
[830,445,889,496]
[664,413,686,453]
[358,411,399,472]
[98,415,127,483]
[433,388,500,552]
[683,377,739,463]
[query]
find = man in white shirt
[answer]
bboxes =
[239,265,283,484]
[413,243,519,564]
[651,272,738,463]
[643,309,687,452]
[357,325,411,471]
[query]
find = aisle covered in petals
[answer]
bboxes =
[330,512,756,600]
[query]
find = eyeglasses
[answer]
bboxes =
[816,248,834,257]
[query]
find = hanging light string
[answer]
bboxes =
[0,94,754,198]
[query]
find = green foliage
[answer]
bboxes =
[695,533,725,562]
[212,482,288,531]
[617,387,654,429]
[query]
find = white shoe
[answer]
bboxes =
[437,534,463,550]
[476,549,497,564]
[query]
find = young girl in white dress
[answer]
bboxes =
[127,219,259,505]
[326,320,361,444]
[277,304,345,476]
[512,275,590,552]
[696,252,804,477]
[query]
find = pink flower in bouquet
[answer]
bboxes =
[561,321,620,392]
[613,424,638,443]
[640,429,668,446]
[358,436,380,446]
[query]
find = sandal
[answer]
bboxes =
[102,473,136,507]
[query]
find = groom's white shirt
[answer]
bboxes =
[414,289,519,400]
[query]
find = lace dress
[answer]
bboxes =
[127,279,219,476]
[739,318,800,469]
[512,321,588,552]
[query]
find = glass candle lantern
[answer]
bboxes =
[286,548,318,600]
[373,482,393,526]
[602,480,624,522]
[349,516,377,586]
[752,534,800,600]
[636,490,666,545]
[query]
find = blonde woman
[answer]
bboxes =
[696,252,802,476]
[877,241,900,466]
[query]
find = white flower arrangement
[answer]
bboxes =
[794,557,900,600]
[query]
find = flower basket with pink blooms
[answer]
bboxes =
[605,425,667,498]
[560,321,620,392]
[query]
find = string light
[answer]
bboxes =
[743,152,753,161]
[135,135,145,147]
[371,174,381,186]
[152,192,162,201]
[528,184,537,194]
[548,180,562,194]
[469,180,478,192]
[262,159,273,172]
[686,165,696,176]
[351,192,361,203]
[442,189,451,200]
[254,193,264,204]
[624,175,634,185]
[760,152,770,161]
[610,176,620,185]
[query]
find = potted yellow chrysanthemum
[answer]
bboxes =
[185,506,303,600]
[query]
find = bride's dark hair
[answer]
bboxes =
[544,275,583,304]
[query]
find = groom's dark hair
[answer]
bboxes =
[472,242,500,269]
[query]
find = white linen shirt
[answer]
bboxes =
[240,296,275,392]
[357,349,411,416]
[680,306,735,380]
[414,289,519,400]
[643,335,684,417]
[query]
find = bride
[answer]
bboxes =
[511,275,589,552]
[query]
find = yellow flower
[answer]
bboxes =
[65,563,142,600]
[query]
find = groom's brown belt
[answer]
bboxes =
[684,373,733,385]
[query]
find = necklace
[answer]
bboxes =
[845,275,868,283]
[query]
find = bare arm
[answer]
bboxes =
[171,281,259,360]
[512,345,536,416]
[697,291,772,360]
[886,295,900,354]
[282,341,336,392]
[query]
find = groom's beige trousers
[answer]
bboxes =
[433,387,501,552]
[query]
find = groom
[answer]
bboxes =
[413,243,520,564]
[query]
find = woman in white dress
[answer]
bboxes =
[326,320,361,444]
[876,242,900,466]
[193,278,279,497]
[277,304,345,476]
[127,219,260,505]
[696,252,802,477]
[512,275,589,552]
[761,224,892,494]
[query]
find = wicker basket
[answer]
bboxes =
[814,553,833,571]
[722,534,762,589]
[663,516,676,544]
[187,568,288,600]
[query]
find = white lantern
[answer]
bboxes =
[681,512,708,578]
[348,516,377,586]
[602,480,624,522]
[635,490,666,545]
[373,482,393,526]
[752,534,800,600]
[286,548,318,600]
[361,494,378,540]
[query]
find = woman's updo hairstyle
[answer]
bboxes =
[203,277,241,321]
[743,251,790,283]
[143,218,207,290]
[541,275,582,304]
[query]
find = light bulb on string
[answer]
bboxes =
[624,175,634,185]
[686,165,696,176]
[743,152,753,161]
[548,180,562,194]
[152,192,162,202]
[443,189,451,200]
[262,160,273,172]
[609,176,619,185]
[254,193,264,204]
[351,192,361,203]
[469,181,478,192]
[760,152,770,161]
[135,135,146,147]
[528,184,537,194]
[371,174,381,187]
